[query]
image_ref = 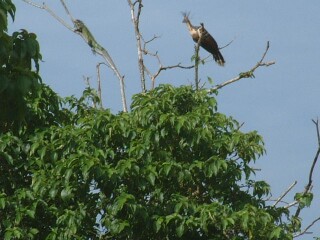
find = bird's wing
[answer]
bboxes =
[199,31,220,56]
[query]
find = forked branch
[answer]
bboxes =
[128,1,194,91]
[208,41,275,93]
[127,0,146,92]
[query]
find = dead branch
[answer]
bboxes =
[59,0,75,22]
[151,62,194,89]
[96,62,106,109]
[272,181,297,207]
[127,0,146,92]
[144,34,161,46]
[284,200,299,209]
[23,0,128,112]
[219,37,236,50]
[83,76,97,108]
[128,1,195,91]
[22,0,73,31]
[208,41,275,93]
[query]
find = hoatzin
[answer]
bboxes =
[182,13,225,66]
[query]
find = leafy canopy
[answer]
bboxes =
[0,1,299,239]
[1,83,293,239]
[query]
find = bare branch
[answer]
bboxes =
[219,37,236,50]
[151,63,194,89]
[284,200,299,209]
[24,0,128,112]
[59,0,75,22]
[208,41,275,93]
[96,62,107,109]
[83,76,97,108]
[272,181,297,207]
[144,34,160,45]
[128,1,194,91]
[127,0,146,92]
[294,217,320,238]
[312,118,320,146]
[294,119,320,218]
[22,0,73,31]
[142,47,193,89]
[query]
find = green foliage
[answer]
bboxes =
[0,1,307,239]
[295,192,313,209]
[1,83,294,239]
[0,2,42,132]
[0,0,15,32]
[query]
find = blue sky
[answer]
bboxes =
[12,0,320,238]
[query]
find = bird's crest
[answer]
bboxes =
[182,12,191,23]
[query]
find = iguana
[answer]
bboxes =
[73,19,118,72]
[72,19,127,112]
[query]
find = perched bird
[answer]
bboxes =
[182,13,225,66]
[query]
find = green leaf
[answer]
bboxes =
[29,228,39,235]
[61,187,73,201]
[114,193,135,213]
[295,192,313,208]
[26,209,35,218]
[176,221,185,237]
[162,162,172,176]
[155,217,163,232]
[147,172,155,186]
[0,193,6,209]
[207,76,214,84]
[269,227,282,239]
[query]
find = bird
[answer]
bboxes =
[182,12,225,66]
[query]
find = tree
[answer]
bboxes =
[1,1,319,239]
[0,0,41,132]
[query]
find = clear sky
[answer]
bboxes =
[12,0,320,238]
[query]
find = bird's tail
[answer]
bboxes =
[214,50,225,66]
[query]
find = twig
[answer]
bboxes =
[208,41,275,93]
[294,217,320,238]
[151,63,194,89]
[128,1,195,90]
[272,181,297,207]
[144,34,160,45]
[60,0,75,22]
[83,76,97,108]
[219,37,236,50]
[96,62,106,109]
[22,0,73,31]
[284,200,298,209]
[312,118,320,146]
[294,119,320,218]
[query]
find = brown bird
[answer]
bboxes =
[182,13,225,66]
